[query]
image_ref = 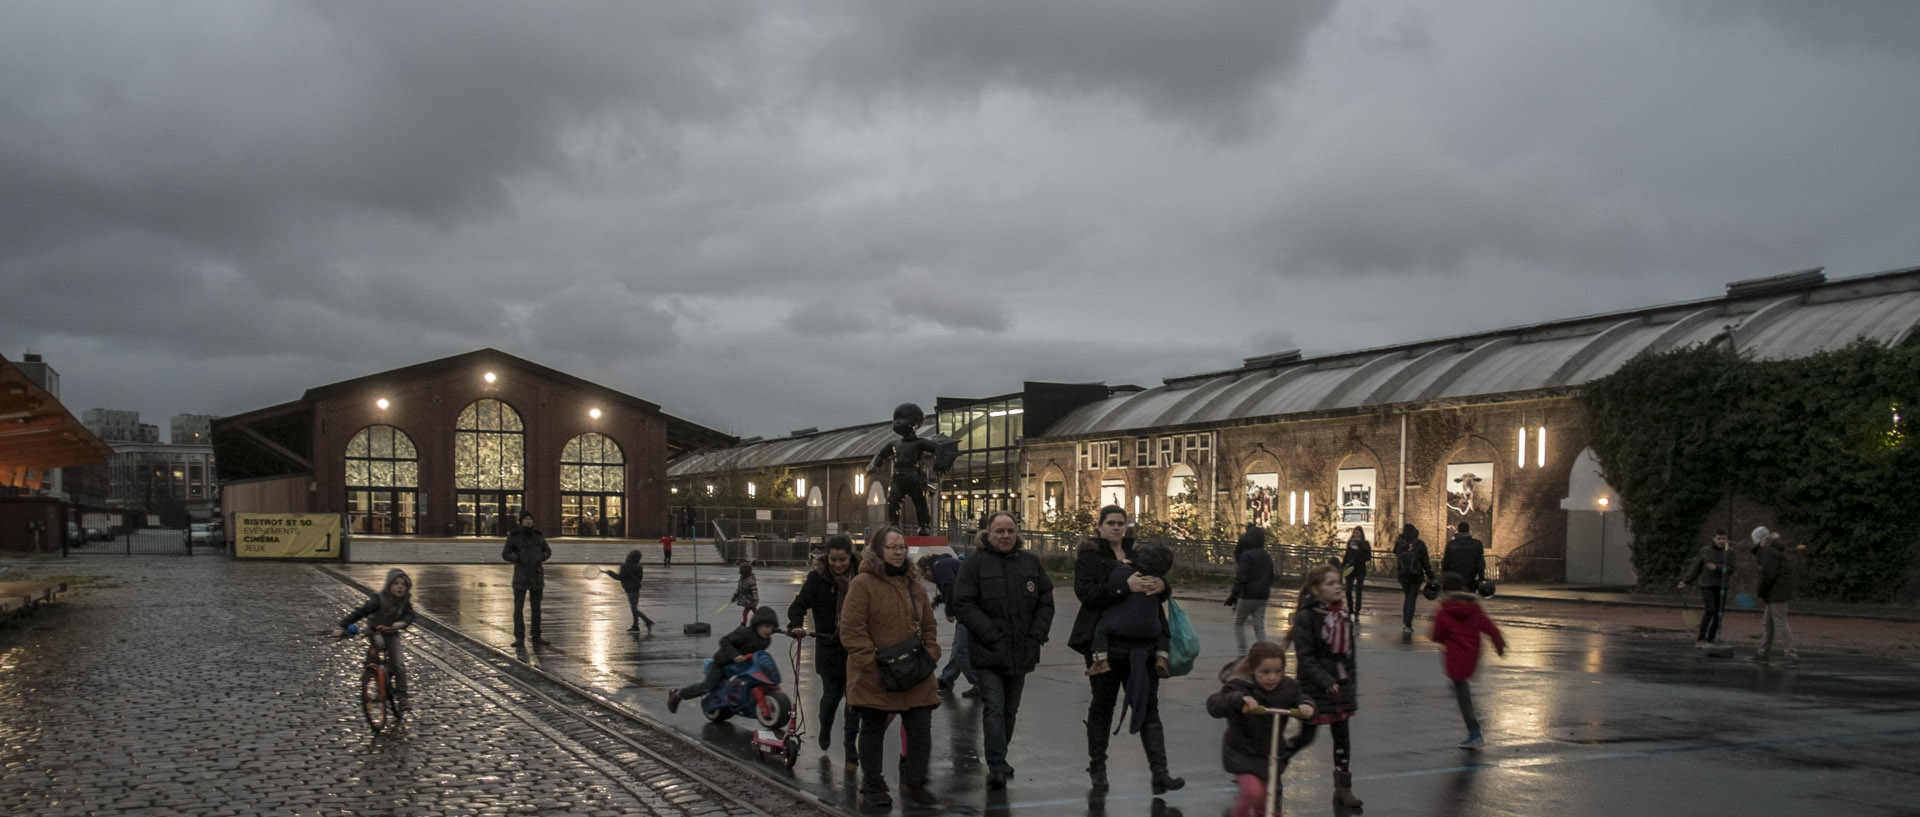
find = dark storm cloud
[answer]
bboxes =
[1683,1,1920,53]
[802,0,1340,134]
[5,1,1920,441]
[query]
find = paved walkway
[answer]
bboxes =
[0,556,818,816]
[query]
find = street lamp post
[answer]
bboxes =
[1597,496,1611,584]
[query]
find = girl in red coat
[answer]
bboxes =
[1429,573,1505,749]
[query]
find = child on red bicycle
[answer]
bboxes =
[333,568,417,703]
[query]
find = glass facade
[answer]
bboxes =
[344,424,419,534]
[560,432,625,536]
[937,396,1024,527]
[455,399,525,536]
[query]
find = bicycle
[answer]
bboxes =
[332,624,406,733]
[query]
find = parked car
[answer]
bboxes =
[87,526,111,541]
[189,523,214,545]
[66,523,86,546]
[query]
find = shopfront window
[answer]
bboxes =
[560,432,625,537]
[345,425,419,534]
[455,399,524,536]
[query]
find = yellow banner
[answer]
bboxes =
[234,513,344,559]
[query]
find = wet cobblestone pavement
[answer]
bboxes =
[7,554,1920,817]
[0,557,835,816]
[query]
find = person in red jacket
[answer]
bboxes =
[1429,573,1505,749]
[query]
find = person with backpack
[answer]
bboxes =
[1225,523,1275,652]
[1392,524,1435,635]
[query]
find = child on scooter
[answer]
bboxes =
[1207,641,1315,817]
[668,605,779,712]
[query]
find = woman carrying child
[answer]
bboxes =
[1068,505,1184,796]
[1207,641,1316,817]
[1288,563,1364,809]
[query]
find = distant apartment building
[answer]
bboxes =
[83,408,160,444]
[80,408,219,522]
[171,414,216,445]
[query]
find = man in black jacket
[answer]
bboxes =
[1677,529,1734,646]
[502,511,552,647]
[950,512,1055,790]
[1440,522,1486,588]
[1224,524,1274,651]
[1749,527,1800,667]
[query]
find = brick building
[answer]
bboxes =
[666,266,1920,582]
[214,349,731,541]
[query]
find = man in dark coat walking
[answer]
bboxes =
[1224,523,1274,652]
[1440,522,1486,588]
[1749,527,1799,667]
[503,510,552,647]
[950,511,1055,790]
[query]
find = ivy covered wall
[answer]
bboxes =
[1584,340,1919,601]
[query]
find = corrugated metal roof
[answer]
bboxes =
[1039,266,1920,438]
[668,419,933,477]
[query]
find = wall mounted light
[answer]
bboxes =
[1517,427,1528,468]
[589,408,602,420]
[376,398,390,410]
[484,371,497,384]
[795,477,806,497]
[1537,426,1547,468]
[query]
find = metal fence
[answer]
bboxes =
[64,528,196,557]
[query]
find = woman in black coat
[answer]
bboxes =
[1069,505,1183,796]
[784,536,862,755]
[1340,526,1371,615]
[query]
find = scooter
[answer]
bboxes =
[751,630,817,768]
[700,648,793,734]
[1244,703,1309,817]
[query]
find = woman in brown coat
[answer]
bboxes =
[839,526,942,810]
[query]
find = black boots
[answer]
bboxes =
[1087,717,1111,791]
[1144,725,1186,794]
[1333,770,1364,808]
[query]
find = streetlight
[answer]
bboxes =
[1597,496,1611,584]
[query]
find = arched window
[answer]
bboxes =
[560,433,624,537]
[345,425,418,534]
[455,399,524,536]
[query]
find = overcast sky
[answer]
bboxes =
[5,2,1920,440]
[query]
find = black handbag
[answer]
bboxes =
[874,585,936,692]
